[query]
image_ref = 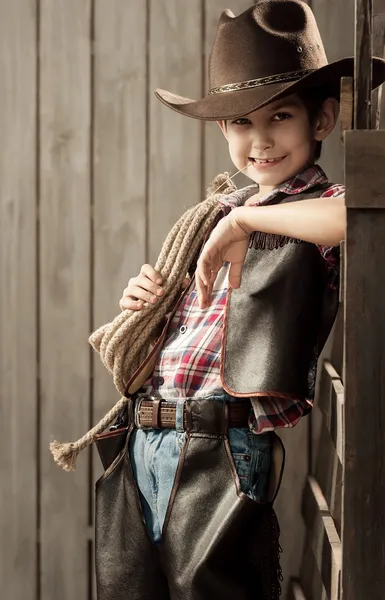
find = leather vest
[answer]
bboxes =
[125,181,339,405]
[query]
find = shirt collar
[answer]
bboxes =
[219,163,329,209]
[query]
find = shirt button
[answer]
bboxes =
[180,325,187,334]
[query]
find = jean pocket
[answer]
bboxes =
[250,448,271,503]
[229,428,271,502]
[231,452,252,484]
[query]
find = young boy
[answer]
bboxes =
[94,1,385,599]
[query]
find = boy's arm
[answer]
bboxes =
[233,194,346,248]
[196,192,346,308]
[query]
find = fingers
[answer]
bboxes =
[228,261,243,289]
[119,264,164,311]
[196,272,214,309]
[140,263,163,285]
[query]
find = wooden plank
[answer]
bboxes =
[274,422,308,599]
[340,77,353,142]
[92,0,147,467]
[345,130,385,207]
[92,3,147,594]
[355,0,373,129]
[203,0,250,189]
[343,205,385,598]
[287,579,307,600]
[0,2,37,599]
[314,414,343,538]
[300,539,327,600]
[148,0,202,265]
[328,241,345,379]
[39,2,91,599]
[302,477,342,600]
[317,360,344,464]
[371,14,385,128]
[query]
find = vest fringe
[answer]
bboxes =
[250,231,303,250]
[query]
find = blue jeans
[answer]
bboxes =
[129,393,272,544]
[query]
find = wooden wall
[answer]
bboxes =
[0,2,251,599]
[1,0,354,598]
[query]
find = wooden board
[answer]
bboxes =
[330,242,345,379]
[343,207,385,599]
[314,416,343,539]
[302,477,342,600]
[0,2,37,598]
[92,2,147,594]
[148,0,203,265]
[345,130,385,207]
[354,0,373,129]
[371,14,385,129]
[39,2,91,598]
[300,539,327,600]
[92,0,147,470]
[287,579,307,600]
[275,421,309,599]
[317,360,344,463]
[203,0,251,189]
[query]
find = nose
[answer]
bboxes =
[251,129,274,153]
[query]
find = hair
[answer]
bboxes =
[296,84,340,162]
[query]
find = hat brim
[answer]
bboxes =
[155,57,385,120]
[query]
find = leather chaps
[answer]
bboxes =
[95,398,284,600]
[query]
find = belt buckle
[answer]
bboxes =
[134,395,158,430]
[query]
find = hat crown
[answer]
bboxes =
[209,0,328,90]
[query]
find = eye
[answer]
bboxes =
[231,117,251,125]
[273,112,292,121]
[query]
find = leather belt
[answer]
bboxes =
[135,397,251,430]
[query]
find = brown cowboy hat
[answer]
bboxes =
[155,0,385,121]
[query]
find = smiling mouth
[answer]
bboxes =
[249,156,286,164]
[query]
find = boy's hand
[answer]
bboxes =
[119,264,164,311]
[196,210,250,309]
[119,264,190,311]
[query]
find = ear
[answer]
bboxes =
[216,120,229,141]
[313,97,340,141]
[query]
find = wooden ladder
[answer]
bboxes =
[288,3,385,599]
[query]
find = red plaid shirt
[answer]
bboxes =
[145,164,344,433]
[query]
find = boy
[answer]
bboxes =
[53,1,385,599]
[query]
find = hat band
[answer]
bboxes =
[208,69,316,95]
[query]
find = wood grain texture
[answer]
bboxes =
[345,130,385,207]
[39,2,91,598]
[314,415,343,538]
[92,0,147,476]
[371,14,385,128]
[340,77,353,142]
[302,477,342,600]
[355,0,373,129]
[0,2,37,598]
[343,208,385,599]
[317,360,344,464]
[300,539,327,600]
[203,0,251,189]
[148,0,202,266]
[287,580,308,600]
[275,421,308,599]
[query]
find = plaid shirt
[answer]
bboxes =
[146,164,344,434]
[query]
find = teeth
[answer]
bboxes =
[255,158,281,163]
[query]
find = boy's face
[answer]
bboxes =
[217,93,339,192]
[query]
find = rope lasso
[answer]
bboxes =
[50,168,249,471]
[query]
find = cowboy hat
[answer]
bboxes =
[155,0,385,120]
